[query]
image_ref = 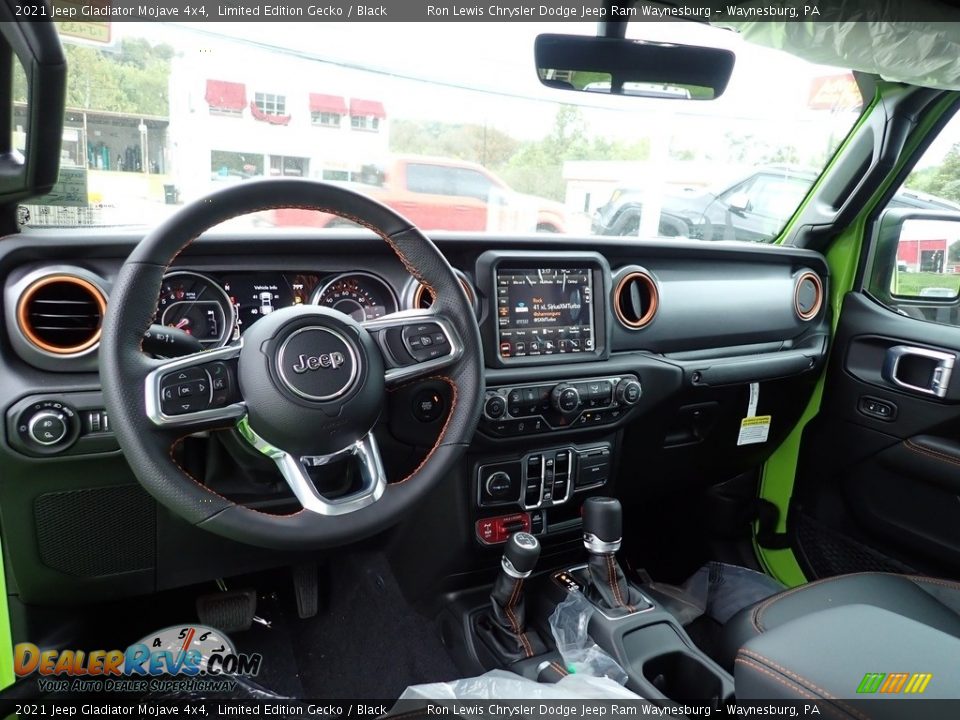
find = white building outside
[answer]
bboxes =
[168,40,390,204]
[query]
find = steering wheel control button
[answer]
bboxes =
[206,361,239,407]
[160,366,213,415]
[28,411,68,446]
[276,326,359,402]
[401,322,450,362]
[412,389,445,423]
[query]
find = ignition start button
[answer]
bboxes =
[412,389,445,422]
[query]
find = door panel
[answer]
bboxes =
[793,291,960,578]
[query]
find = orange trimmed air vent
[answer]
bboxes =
[414,277,475,309]
[614,270,659,329]
[16,274,107,354]
[794,271,823,321]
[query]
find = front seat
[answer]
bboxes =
[720,572,960,669]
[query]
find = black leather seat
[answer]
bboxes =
[721,572,960,669]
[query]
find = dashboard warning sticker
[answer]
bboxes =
[738,415,771,446]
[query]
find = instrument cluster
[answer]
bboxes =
[153,270,399,348]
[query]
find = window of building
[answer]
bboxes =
[255,93,286,116]
[269,155,308,177]
[322,169,349,181]
[312,112,342,128]
[350,115,380,132]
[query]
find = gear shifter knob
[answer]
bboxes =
[583,496,622,553]
[502,532,540,578]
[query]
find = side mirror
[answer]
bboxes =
[535,34,735,100]
[868,209,960,304]
[728,192,751,213]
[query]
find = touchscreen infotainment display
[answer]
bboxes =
[496,268,594,359]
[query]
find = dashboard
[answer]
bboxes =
[0,231,831,604]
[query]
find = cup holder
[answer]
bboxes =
[644,651,725,704]
[622,622,734,705]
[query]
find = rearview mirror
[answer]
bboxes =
[535,34,735,100]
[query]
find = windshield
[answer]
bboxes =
[21,21,864,243]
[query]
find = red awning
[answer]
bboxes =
[249,100,292,126]
[205,80,246,111]
[349,99,386,119]
[310,93,347,114]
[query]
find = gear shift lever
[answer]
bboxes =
[582,497,648,614]
[478,532,546,663]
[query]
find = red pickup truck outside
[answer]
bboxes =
[269,155,567,233]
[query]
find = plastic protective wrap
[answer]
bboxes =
[548,592,629,686]
[722,17,960,91]
[394,669,640,703]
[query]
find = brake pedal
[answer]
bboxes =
[292,562,319,619]
[196,589,257,633]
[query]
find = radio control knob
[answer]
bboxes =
[551,383,581,413]
[28,410,69,446]
[483,394,507,420]
[615,378,642,406]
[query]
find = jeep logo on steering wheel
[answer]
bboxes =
[291,352,345,373]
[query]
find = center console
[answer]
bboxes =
[444,498,735,708]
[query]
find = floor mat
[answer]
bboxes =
[289,552,460,699]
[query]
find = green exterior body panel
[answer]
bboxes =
[756,86,960,585]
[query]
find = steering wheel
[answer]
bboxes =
[100,180,484,549]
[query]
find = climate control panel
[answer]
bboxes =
[480,375,640,437]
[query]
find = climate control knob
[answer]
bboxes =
[615,378,642,406]
[551,383,581,413]
[28,411,68,446]
[483,394,507,420]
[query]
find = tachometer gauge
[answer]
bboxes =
[312,272,398,322]
[155,271,235,348]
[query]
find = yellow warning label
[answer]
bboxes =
[737,415,771,446]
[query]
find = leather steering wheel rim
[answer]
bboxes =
[100,179,484,549]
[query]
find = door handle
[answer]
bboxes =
[882,345,955,398]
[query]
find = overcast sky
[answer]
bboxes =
[97,20,960,168]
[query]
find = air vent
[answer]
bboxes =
[16,275,107,355]
[614,270,659,329]
[414,276,475,310]
[795,271,823,321]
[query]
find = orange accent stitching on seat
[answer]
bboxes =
[909,575,960,591]
[734,658,850,720]
[904,439,960,467]
[739,650,870,720]
[751,572,889,633]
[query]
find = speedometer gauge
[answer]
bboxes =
[312,272,397,322]
[155,271,235,348]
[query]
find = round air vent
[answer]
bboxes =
[16,274,107,355]
[794,271,823,321]
[614,270,659,329]
[413,276,476,310]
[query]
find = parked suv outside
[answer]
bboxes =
[592,166,960,242]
